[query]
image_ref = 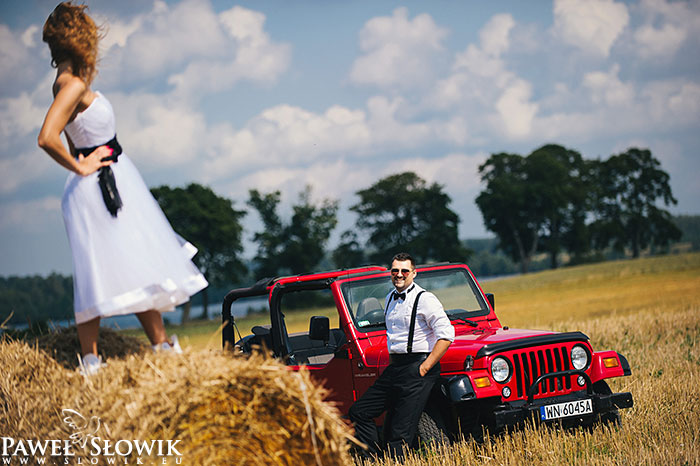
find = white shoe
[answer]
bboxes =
[78,353,105,376]
[152,335,183,354]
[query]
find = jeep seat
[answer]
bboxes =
[356,297,384,324]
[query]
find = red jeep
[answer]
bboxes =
[222,263,633,442]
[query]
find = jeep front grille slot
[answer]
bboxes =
[511,345,571,398]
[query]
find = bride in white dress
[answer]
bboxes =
[38,2,208,374]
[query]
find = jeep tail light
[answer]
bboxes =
[603,356,619,368]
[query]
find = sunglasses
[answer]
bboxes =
[390,268,413,275]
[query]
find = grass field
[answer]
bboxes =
[122,252,700,465]
[126,252,700,351]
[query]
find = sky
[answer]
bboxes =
[1,0,699,277]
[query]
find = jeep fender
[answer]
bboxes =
[589,350,632,383]
[445,376,476,402]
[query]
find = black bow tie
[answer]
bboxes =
[392,291,406,301]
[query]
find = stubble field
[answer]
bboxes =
[146,252,700,465]
[357,252,700,465]
[2,253,698,465]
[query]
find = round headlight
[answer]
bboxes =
[491,356,510,383]
[571,345,589,370]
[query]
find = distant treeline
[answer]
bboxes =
[0,274,73,326]
[2,214,698,326]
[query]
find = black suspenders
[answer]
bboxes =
[406,291,425,354]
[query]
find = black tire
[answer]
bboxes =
[592,380,621,426]
[416,411,450,448]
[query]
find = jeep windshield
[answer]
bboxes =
[340,267,490,332]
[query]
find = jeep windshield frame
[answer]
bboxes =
[340,266,490,333]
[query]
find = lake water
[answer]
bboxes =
[9,296,269,331]
[8,273,512,331]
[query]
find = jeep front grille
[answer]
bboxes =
[510,346,572,399]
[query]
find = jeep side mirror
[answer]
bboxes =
[486,293,495,310]
[309,315,330,344]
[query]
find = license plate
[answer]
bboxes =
[539,398,593,420]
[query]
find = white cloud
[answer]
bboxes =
[583,64,635,106]
[0,151,55,195]
[365,95,432,146]
[228,151,486,215]
[100,10,146,50]
[98,0,290,94]
[427,13,538,140]
[117,0,226,75]
[479,13,515,56]
[530,74,700,144]
[109,93,208,168]
[496,80,539,138]
[430,15,516,110]
[167,5,291,95]
[553,0,629,57]
[0,24,38,89]
[0,196,62,233]
[643,80,700,125]
[0,24,24,70]
[200,95,453,180]
[632,0,699,59]
[201,103,371,178]
[21,25,40,48]
[634,24,686,59]
[0,91,46,141]
[349,7,448,89]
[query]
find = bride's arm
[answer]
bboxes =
[38,76,111,176]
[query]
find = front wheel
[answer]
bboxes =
[416,410,450,448]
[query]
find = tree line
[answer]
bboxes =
[150,171,469,318]
[0,274,73,327]
[477,145,681,273]
[1,144,690,325]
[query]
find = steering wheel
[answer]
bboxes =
[361,308,385,325]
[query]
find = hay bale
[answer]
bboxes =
[31,325,147,369]
[0,336,81,440]
[0,334,355,466]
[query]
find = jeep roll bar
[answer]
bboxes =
[268,278,335,364]
[222,277,275,348]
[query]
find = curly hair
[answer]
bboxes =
[42,2,101,84]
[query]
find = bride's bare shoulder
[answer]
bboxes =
[52,71,87,98]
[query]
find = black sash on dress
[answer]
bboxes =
[75,135,123,217]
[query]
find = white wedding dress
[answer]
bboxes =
[62,91,208,324]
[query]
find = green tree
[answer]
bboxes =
[527,144,590,268]
[476,153,543,273]
[673,215,700,251]
[248,186,338,277]
[332,230,367,269]
[590,148,681,257]
[246,190,285,278]
[350,172,470,264]
[151,183,246,320]
[0,273,73,325]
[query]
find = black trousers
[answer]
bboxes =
[348,354,440,458]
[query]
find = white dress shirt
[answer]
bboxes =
[384,282,455,354]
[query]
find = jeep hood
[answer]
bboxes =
[360,327,589,368]
[449,327,555,353]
